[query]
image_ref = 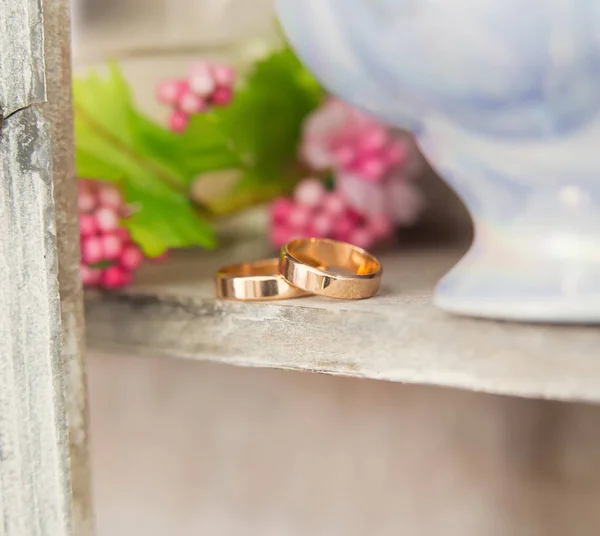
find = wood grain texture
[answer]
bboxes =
[85,216,600,404]
[41,0,95,532]
[0,106,72,535]
[0,0,92,532]
[0,0,45,116]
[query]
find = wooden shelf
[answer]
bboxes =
[85,227,600,404]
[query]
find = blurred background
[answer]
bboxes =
[89,353,600,536]
[73,1,600,535]
[72,0,278,118]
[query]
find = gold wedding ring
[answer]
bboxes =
[279,238,382,299]
[215,258,311,301]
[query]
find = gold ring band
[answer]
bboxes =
[215,258,311,301]
[279,238,382,300]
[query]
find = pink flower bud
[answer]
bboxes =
[78,190,96,213]
[356,156,388,182]
[332,211,357,242]
[348,227,375,250]
[210,86,233,106]
[100,265,131,289]
[321,192,346,217]
[332,144,356,168]
[294,178,326,208]
[114,227,131,244]
[169,110,189,133]
[287,204,313,230]
[312,212,334,237]
[270,197,294,223]
[79,213,98,237]
[80,264,102,287]
[101,233,124,261]
[387,178,423,225]
[367,214,394,239]
[384,138,409,168]
[346,208,364,224]
[270,224,293,248]
[301,142,335,171]
[210,64,236,87]
[178,91,207,115]
[97,183,123,209]
[120,245,144,271]
[95,206,120,232]
[337,172,387,217]
[188,62,216,97]
[156,80,188,105]
[356,125,389,154]
[81,236,103,265]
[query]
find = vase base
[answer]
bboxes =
[434,293,600,324]
[433,239,600,324]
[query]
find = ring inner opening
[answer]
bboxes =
[219,259,279,277]
[288,239,380,276]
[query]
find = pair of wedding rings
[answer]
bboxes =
[215,238,382,301]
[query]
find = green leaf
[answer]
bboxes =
[73,63,216,255]
[76,147,124,182]
[73,45,325,249]
[122,182,216,257]
[182,45,324,192]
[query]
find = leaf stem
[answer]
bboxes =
[75,103,189,196]
[204,179,299,218]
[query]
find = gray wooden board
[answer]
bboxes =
[85,230,600,404]
[0,0,84,533]
[0,0,45,116]
[0,106,72,535]
[41,0,95,532]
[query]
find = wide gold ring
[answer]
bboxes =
[279,238,382,300]
[215,258,311,301]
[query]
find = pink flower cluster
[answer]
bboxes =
[301,99,408,182]
[157,61,236,133]
[271,179,393,250]
[270,98,423,249]
[78,180,145,289]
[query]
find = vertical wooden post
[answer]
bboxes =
[42,0,96,533]
[0,0,93,533]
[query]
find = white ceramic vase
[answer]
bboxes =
[276,0,600,323]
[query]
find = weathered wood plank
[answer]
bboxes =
[41,0,95,533]
[0,106,72,535]
[0,0,93,533]
[0,0,46,116]
[85,235,600,404]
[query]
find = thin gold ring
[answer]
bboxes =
[279,238,382,300]
[215,258,311,301]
